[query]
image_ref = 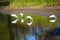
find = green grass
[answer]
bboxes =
[9,0,60,8]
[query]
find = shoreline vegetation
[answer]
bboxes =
[9,0,60,8]
[0,0,60,9]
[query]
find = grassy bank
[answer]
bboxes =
[9,0,60,8]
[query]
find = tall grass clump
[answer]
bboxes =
[9,0,60,8]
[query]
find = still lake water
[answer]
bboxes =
[0,13,60,40]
